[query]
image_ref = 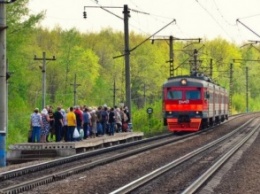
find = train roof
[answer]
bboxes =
[163,73,226,91]
[163,76,208,87]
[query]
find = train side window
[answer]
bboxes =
[186,91,201,100]
[167,91,182,99]
[205,91,210,99]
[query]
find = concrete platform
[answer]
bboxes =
[7,132,144,160]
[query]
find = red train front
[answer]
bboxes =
[162,74,228,132]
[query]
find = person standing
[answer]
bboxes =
[120,107,128,132]
[61,109,68,141]
[96,106,103,136]
[53,106,64,142]
[66,107,76,141]
[82,108,90,139]
[101,106,108,135]
[115,108,122,132]
[90,108,97,138]
[108,107,116,136]
[74,106,83,134]
[40,108,50,143]
[30,108,43,143]
[47,106,55,142]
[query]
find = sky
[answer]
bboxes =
[28,0,260,44]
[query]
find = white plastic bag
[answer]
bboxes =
[73,127,80,138]
[79,128,84,139]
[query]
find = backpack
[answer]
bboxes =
[101,111,108,122]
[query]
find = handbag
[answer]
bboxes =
[73,127,80,138]
[28,129,32,142]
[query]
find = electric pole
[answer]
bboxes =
[169,35,174,77]
[233,58,260,113]
[83,4,131,121]
[193,49,198,72]
[152,36,201,77]
[71,74,81,106]
[0,0,16,167]
[0,2,7,167]
[209,58,213,77]
[34,52,56,109]
[83,4,175,124]
[123,4,131,120]
[246,66,249,112]
[111,78,118,107]
[143,83,146,107]
[229,63,233,115]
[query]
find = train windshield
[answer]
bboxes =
[186,90,201,100]
[167,91,182,99]
[166,90,201,100]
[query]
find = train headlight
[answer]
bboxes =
[181,79,187,85]
[166,111,172,115]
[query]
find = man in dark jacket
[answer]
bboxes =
[53,106,64,142]
[108,108,116,136]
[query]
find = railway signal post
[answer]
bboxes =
[147,107,153,133]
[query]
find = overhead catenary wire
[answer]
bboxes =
[113,19,176,59]
[195,0,234,42]
[212,0,234,26]
[88,0,177,36]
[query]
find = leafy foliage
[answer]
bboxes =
[4,3,260,148]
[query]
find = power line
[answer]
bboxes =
[195,0,234,41]
[212,0,234,26]
[88,0,176,37]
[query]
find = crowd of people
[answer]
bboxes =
[29,105,131,143]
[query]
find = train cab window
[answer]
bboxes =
[186,91,201,100]
[167,91,182,99]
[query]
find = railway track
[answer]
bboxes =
[109,117,260,194]
[0,113,252,194]
[0,130,203,194]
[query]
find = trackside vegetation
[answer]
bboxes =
[5,0,260,147]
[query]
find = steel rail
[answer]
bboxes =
[181,122,260,194]
[0,130,203,193]
[0,113,248,194]
[0,133,174,181]
[109,118,254,194]
[0,113,243,181]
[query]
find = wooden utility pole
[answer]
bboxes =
[71,74,81,106]
[111,79,118,107]
[34,52,56,109]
